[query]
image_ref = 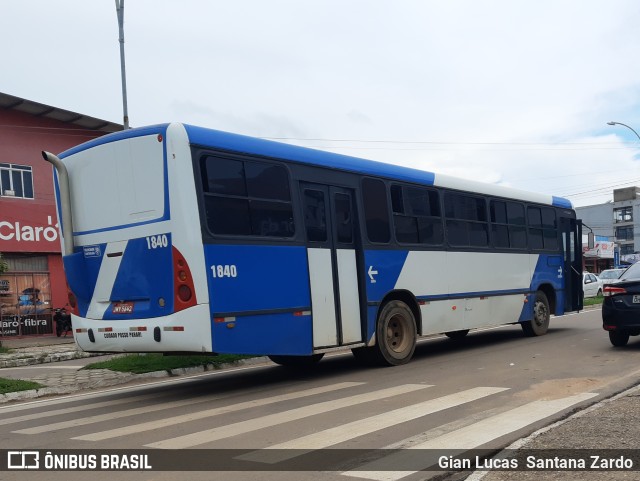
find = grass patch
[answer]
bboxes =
[584,296,604,307]
[82,353,255,374]
[0,378,43,394]
[0,346,10,354]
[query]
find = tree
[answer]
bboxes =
[0,253,7,274]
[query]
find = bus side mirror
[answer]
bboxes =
[588,232,595,249]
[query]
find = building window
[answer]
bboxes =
[0,163,34,199]
[621,244,635,256]
[614,206,633,223]
[616,225,634,241]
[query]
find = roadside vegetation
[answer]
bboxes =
[82,353,255,374]
[0,378,43,395]
[583,296,604,307]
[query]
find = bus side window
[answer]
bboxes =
[334,193,353,244]
[444,193,488,247]
[491,200,526,249]
[528,206,557,250]
[303,189,327,242]
[201,156,295,238]
[391,184,442,245]
[362,178,390,243]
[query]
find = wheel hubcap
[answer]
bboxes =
[533,301,547,327]
[386,314,409,354]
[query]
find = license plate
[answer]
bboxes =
[112,302,134,314]
[633,296,640,304]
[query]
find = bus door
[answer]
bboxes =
[301,183,364,348]
[560,215,583,311]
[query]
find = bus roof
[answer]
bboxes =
[60,122,572,209]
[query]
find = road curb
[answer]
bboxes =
[465,381,640,481]
[0,356,270,404]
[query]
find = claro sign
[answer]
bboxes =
[0,216,59,242]
[0,207,61,253]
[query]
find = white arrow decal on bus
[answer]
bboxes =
[368,266,378,283]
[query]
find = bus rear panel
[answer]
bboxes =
[58,124,212,353]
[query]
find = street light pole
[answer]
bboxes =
[115,0,130,129]
[607,121,640,141]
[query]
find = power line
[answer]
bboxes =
[264,136,640,146]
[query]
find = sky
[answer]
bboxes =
[3,0,640,207]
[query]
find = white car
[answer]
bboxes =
[583,273,603,298]
[598,268,626,288]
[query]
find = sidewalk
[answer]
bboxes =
[0,335,103,368]
[0,336,267,403]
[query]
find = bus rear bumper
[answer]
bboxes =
[71,304,213,353]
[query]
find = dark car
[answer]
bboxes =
[602,263,640,346]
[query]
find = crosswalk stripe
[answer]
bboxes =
[13,396,226,435]
[0,393,162,426]
[73,382,365,442]
[239,386,509,464]
[145,384,432,449]
[342,391,599,481]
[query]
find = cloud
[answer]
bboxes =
[3,0,640,207]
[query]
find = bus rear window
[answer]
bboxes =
[65,134,166,233]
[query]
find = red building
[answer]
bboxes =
[0,93,121,337]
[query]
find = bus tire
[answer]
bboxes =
[609,330,629,347]
[522,291,550,337]
[268,354,324,367]
[373,300,417,366]
[445,329,469,340]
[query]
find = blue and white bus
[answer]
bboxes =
[43,123,583,366]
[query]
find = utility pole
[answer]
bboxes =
[115,0,130,129]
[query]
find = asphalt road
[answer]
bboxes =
[1,308,639,481]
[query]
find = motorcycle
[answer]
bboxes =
[53,308,72,337]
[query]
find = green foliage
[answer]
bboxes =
[0,253,7,274]
[0,378,43,394]
[82,353,254,374]
[583,296,604,307]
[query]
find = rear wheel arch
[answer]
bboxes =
[535,283,556,314]
[378,290,422,335]
[353,290,420,366]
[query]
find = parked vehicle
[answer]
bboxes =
[598,268,626,288]
[53,308,72,337]
[602,262,640,346]
[583,273,603,298]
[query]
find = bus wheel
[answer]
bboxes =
[609,330,629,347]
[522,291,550,337]
[268,354,324,367]
[374,300,417,366]
[445,329,469,340]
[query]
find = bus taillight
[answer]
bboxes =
[172,246,197,312]
[178,284,192,302]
